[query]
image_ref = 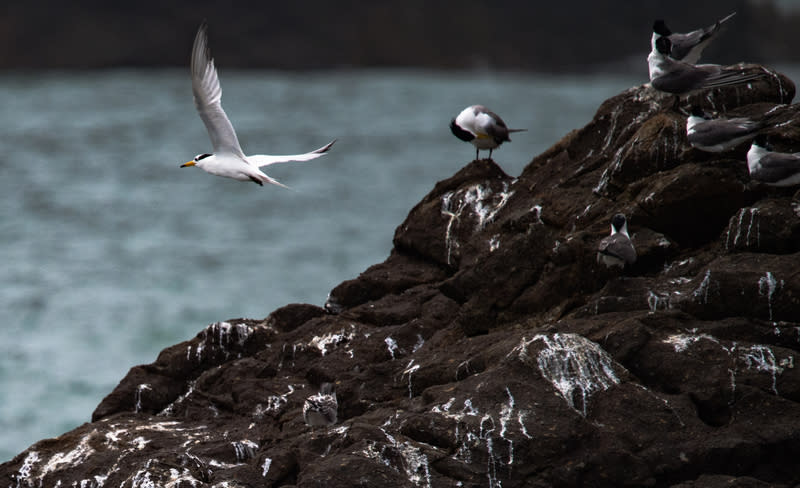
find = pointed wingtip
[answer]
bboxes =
[314,139,337,154]
[195,20,209,45]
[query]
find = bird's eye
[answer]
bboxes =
[196,153,212,161]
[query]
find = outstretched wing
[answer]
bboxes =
[247,140,336,168]
[191,22,244,157]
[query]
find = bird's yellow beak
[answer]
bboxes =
[181,161,196,168]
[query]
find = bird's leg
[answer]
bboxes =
[489,148,493,160]
[475,148,479,161]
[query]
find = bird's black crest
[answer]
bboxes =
[611,213,627,231]
[690,105,707,118]
[195,153,212,161]
[753,134,771,149]
[653,20,672,36]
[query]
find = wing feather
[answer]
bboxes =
[247,140,336,168]
[191,23,244,157]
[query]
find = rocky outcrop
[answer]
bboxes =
[4,66,800,487]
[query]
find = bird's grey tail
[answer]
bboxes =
[703,70,764,90]
[718,12,737,27]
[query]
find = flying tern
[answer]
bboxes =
[181,22,335,187]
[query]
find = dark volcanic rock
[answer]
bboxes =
[4,68,800,488]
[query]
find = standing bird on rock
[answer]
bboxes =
[303,383,338,427]
[651,12,736,65]
[180,22,336,187]
[648,36,763,101]
[686,105,766,153]
[747,135,800,187]
[597,214,637,268]
[450,105,526,160]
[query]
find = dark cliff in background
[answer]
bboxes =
[2,0,800,71]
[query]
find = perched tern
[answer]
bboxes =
[686,105,764,152]
[303,383,338,427]
[747,135,800,187]
[597,213,637,268]
[450,105,526,160]
[648,36,763,97]
[181,22,335,187]
[651,12,736,65]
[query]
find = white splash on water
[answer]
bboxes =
[261,458,272,477]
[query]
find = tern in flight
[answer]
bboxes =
[181,23,335,187]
